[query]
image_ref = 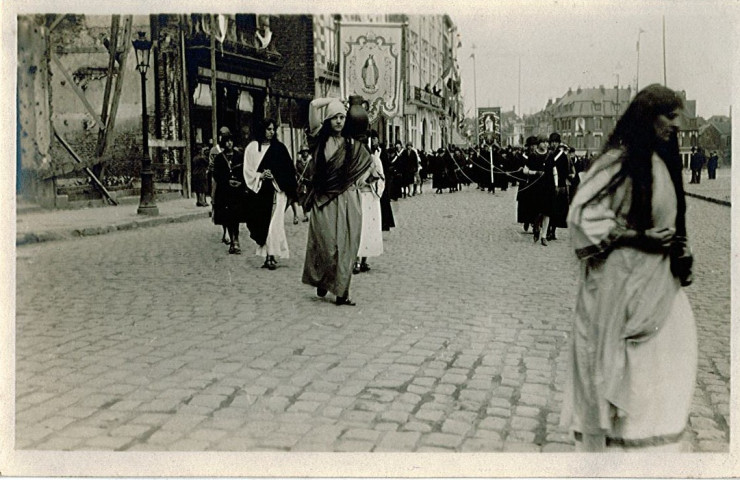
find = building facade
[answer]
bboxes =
[525,85,699,165]
[500,108,524,147]
[18,12,463,207]
[699,115,732,164]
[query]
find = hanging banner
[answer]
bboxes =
[339,22,403,122]
[478,107,501,145]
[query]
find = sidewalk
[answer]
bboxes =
[16,197,211,246]
[682,168,732,206]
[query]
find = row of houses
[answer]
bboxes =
[18,13,464,208]
[495,85,731,167]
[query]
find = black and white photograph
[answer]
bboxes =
[2,0,737,477]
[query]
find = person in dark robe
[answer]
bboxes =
[387,141,404,201]
[212,131,250,254]
[493,144,508,191]
[516,136,539,232]
[707,151,719,179]
[526,135,555,245]
[370,131,395,231]
[689,147,706,184]
[431,148,446,193]
[399,142,420,197]
[191,145,210,207]
[545,132,571,241]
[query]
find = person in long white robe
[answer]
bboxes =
[355,150,385,272]
[562,84,697,452]
[243,120,296,269]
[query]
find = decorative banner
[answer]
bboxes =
[478,107,501,145]
[339,22,403,122]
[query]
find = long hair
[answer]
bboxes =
[594,84,685,232]
[255,118,277,151]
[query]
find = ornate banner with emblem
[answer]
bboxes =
[478,107,502,145]
[339,22,403,122]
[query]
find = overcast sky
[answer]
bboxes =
[452,1,736,118]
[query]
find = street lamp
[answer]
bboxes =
[132,31,158,216]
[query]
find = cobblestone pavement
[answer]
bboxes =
[15,184,730,453]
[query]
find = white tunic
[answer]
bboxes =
[357,151,385,257]
[243,141,290,258]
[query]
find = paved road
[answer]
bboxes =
[15,185,730,453]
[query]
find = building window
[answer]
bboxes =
[595,117,602,130]
[408,114,417,145]
[576,136,584,149]
[594,103,601,112]
[325,20,337,65]
[593,135,601,149]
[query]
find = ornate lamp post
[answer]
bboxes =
[132,31,158,215]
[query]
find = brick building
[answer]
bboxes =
[699,115,732,165]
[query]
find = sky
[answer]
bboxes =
[452,1,737,118]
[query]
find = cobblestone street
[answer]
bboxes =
[15,185,730,454]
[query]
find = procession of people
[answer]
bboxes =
[194,86,698,451]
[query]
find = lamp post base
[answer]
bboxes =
[137,165,158,216]
[137,204,160,216]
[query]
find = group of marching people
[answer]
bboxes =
[516,132,583,246]
[201,97,394,306]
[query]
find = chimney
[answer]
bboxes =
[599,85,605,94]
[567,87,572,96]
[576,86,582,94]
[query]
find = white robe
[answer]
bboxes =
[243,141,290,259]
[358,151,384,257]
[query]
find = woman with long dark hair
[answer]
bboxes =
[242,118,297,269]
[301,98,375,306]
[562,84,696,451]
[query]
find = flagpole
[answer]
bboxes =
[662,16,667,86]
[517,56,521,116]
[471,45,478,147]
[636,28,644,93]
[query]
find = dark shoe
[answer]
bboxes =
[261,261,270,268]
[316,287,327,298]
[293,217,299,225]
[359,263,370,272]
[335,296,356,306]
[533,229,540,242]
[353,262,361,274]
[268,257,278,270]
[302,217,309,222]
[541,238,548,246]
[222,237,230,245]
[523,223,530,232]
